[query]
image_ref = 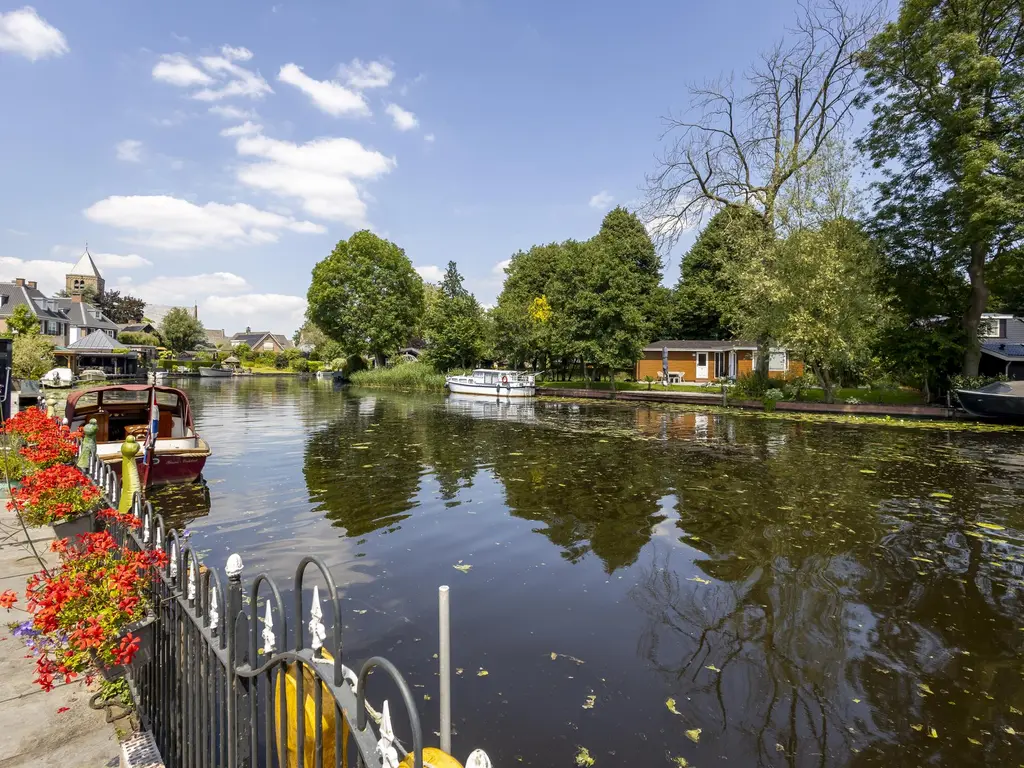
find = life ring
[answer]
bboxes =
[501,375,509,385]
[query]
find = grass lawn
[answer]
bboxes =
[539,379,924,405]
[246,366,300,374]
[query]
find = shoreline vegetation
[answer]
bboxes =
[349,362,448,392]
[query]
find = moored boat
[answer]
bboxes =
[78,368,106,383]
[41,367,73,388]
[198,366,233,378]
[956,380,1024,420]
[65,384,212,487]
[445,369,536,398]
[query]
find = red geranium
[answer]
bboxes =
[9,464,100,527]
[18,424,80,470]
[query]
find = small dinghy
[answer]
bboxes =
[41,367,73,388]
[956,380,1024,420]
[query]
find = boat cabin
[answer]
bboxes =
[467,370,532,384]
[65,385,194,444]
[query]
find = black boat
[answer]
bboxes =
[956,380,1024,420]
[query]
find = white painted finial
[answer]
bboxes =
[169,542,178,578]
[376,700,399,768]
[209,585,219,631]
[262,601,276,654]
[155,527,163,552]
[308,585,326,652]
[142,509,151,544]
[187,559,196,600]
[225,553,243,578]
[465,750,493,768]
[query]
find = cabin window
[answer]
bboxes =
[155,392,179,408]
[769,350,788,372]
[75,393,98,408]
[101,390,149,404]
[979,318,1006,338]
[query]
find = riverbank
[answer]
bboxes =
[537,386,956,420]
[0,491,121,767]
[349,362,447,391]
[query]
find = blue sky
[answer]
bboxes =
[0,0,801,334]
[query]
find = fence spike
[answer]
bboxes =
[187,559,196,601]
[308,585,326,653]
[142,508,151,544]
[155,526,163,552]
[261,601,275,654]
[209,585,219,631]
[169,541,178,578]
[376,701,400,768]
[465,750,493,768]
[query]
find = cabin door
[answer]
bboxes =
[696,352,709,380]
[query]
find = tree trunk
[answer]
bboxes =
[374,352,386,368]
[756,338,770,380]
[609,367,616,397]
[963,241,989,376]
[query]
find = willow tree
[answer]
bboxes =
[645,0,881,372]
[858,0,1024,375]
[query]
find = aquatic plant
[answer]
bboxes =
[350,361,448,392]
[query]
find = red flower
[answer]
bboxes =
[69,618,105,651]
[0,590,16,610]
[56,707,70,714]
[113,634,141,666]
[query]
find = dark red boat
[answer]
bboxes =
[65,384,211,487]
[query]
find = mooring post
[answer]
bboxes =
[439,584,452,754]
[118,435,141,514]
[77,418,98,470]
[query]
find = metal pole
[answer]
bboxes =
[438,585,452,754]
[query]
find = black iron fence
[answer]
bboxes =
[79,443,446,768]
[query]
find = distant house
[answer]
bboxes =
[54,329,139,376]
[636,340,803,383]
[0,278,71,343]
[120,322,159,336]
[53,295,119,344]
[979,313,1024,380]
[205,329,228,348]
[230,331,293,353]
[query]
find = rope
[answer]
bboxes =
[88,690,133,723]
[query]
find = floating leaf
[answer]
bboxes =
[930,492,953,500]
[929,727,938,739]
[968,738,982,745]
[477,669,489,677]
[686,728,702,744]
[910,724,923,732]
[1011,706,1022,715]
[911,557,933,564]
[687,576,711,585]
[1006,726,1018,736]
[424,694,431,701]
[860,469,876,474]
[551,652,558,661]
[918,683,934,695]
[852,698,861,704]
[582,695,596,710]
[705,665,720,673]
[975,522,1006,531]
[353,609,368,615]
[453,564,473,573]
[575,747,595,767]
[666,698,681,716]
[671,758,689,767]
[456,668,463,675]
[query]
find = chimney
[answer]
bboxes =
[14,278,24,287]
[72,294,83,304]
[26,281,37,290]
[193,303,198,320]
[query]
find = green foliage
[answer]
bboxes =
[160,307,205,353]
[423,261,485,371]
[273,353,288,370]
[733,371,770,399]
[117,331,161,347]
[234,342,252,360]
[349,361,446,392]
[7,304,39,336]
[307,231,425,366]
[290,358,310,373]
[858,0,1024,375]
[763,388,785,411]
[12,334,55,379]
[342,354,368,376]
[95,290,146,325]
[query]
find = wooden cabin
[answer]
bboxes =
[635,340,803,383]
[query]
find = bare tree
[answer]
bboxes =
[645,0,882,240]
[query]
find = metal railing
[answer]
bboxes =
[71,422,476,768]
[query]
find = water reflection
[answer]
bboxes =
[149,381,1024,766]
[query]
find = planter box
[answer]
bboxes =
[52,510,99,540]
[93,612,157,681]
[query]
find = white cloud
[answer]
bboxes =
[232,133,395,226]
[589,191,614,210]
[415,265,443,283]
[492,259,510,275]
[385,103,418,131]
[424,133,435,143]
[220,45,252,62]
[278,63,369,117]
[90,252,152,269]
[208,105,255,120]
[203,293,307,334]
[83,195,325,250]
[116,139,143,162]
[220,121,262,137]
[154,48,271,101]
[0,256,72,294]
[125,272,251,305]
[0,7,68,61]
[338,58,394,90]
[153,53,213,87]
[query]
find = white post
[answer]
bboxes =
[439,585,451,754]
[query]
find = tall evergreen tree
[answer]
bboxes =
[423,261,485,371]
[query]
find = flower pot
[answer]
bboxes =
[93,612,157,681]
[52,510,99,540]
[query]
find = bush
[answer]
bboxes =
[290,358,309,373]
[734,371,770,399]
[117,331,161,346]
[273,353,288,370]
[283,348,303,361]
[349,361,445,391]
[763,387,785,411]
[12,335,55,380]
[307,360,323,372]
[342,354,367,376]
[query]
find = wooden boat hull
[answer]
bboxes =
[956,389,1024,420]
[446,380,535,398]
[101,452,208,486]
[198,367,233,378]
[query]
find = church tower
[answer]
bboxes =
[66,247,105,296]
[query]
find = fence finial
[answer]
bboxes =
[225,553,243,579]
[262,601,275,653]
[77,419,98,470]
[376,701,399,768]
[169,541,178,578]
[209,585,219,631]
[187,559,196,601]
[309,585,326,653]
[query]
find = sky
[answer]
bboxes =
[0,0,806,335]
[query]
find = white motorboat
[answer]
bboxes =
[41,367,73,388]
[445,369,536,398]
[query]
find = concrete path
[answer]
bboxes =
[0,494,121,768]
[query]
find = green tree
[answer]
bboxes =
[160,307,206,353]
[95,290,146,324]
[306,231,425,367]
[117,331,161,346]
[858,0,1024,374]
[423,261,485,371]
[731,220,886,402]
[12,334,54,379]
[6,304,39,336]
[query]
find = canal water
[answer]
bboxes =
[151,377,1024,767]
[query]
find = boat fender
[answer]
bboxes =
[501,375,508,385]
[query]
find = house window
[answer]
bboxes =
[0,296,7,307]
[44,320,59,335]
[263,341,274,351]
[980,318,1006,338]
[769,350,788,372]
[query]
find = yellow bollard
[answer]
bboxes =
[399,748,466,768]
[274,650,345,768]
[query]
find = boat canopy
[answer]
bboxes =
[66,384,189,409]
